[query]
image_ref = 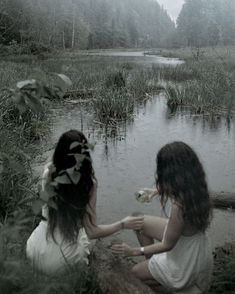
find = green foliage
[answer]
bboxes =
[0,72,72,219]
[93,89,135,122]
[177,0,235,47]
[105,71,126,90]
[33,141,94,215]
[0,0,174,50]
[160,58,235,116]
[210,244,235,293]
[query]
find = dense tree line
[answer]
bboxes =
[0,0,174,50]
[0,0,234,51]
[177,0,235,47]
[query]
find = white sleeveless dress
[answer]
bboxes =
[26,163,92,275]
[148,231,213,293]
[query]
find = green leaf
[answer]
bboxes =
[53,74,72,93]
[24,93,43,113]
[47,199,58,210]
[54,174,71,184]
[16,79,36,90]
[12,92,24,104]
[16,103,27,114]
[56,74,72,87]
[73,154,86,163]
[86,143,95,151]
[70,170,81,185]
[70,141,80,150]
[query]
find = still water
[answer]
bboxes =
[88,50,184,66]
[40,93,235,249]
[37,52,235,249]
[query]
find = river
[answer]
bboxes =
[36,51,235,249]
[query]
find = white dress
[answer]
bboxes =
[148,232,213,293]
[26,163,92,275]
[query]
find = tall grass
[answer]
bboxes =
[210,243,235,293]
[93,89,135,122]
[159,59,235,115]
[0,59,99,293]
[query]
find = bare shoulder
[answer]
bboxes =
[170,202,184,223]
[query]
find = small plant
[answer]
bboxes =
[210,243,235,293]
[105,71,126,89]
[93,89,135,123]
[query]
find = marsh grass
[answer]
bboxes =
[93,89,135,122]
[210,244,235,293]
[158,58,235,116]
[1,49,234,293]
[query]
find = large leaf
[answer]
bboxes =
[70,141,81,150]
[11,92,24,104]
[16,79,36,90]
[66,167,81,184]
[70,170,81,185]
[24,92,43,113]
[47,198,58,210]
[54,74,72,93]
[54,173,71,184]
[56,74,72,87]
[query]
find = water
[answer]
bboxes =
[37,53,235,249]
[39,95,235,249]
[88,50,184,66]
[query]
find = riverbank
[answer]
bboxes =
[91,240,235,294]
[0,50,235,293]
[144,46,235,116]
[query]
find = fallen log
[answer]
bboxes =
[90,238,235,294]
[63,89,96,99]
[90,240,157,294]
[211,192,235,209]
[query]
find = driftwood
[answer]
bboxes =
[63,89,96,99]
[211,192,235,209]
[90,241,157,294]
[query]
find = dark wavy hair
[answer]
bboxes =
[156,141,212,232]
[48,130,94,243]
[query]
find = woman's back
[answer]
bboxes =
[26,160,92,275]
[26,130,95,274]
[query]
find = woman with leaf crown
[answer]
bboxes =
[26,129,143,275]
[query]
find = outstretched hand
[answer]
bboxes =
[121,215,144,230]
[111,242,133,257]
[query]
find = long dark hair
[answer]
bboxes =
[48,130,94,243]
[156,141,212,232]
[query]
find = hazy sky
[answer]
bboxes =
[157,0,184,21]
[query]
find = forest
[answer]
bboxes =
[0,0,235,293]
[0,0,234,53]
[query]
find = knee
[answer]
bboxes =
[132,264,142,280]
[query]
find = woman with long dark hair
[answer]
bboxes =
[26,130,143,275]
[112,142,213,293]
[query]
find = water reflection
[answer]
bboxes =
[40,85,235,249]
[88,51,184,66]
[165,104,234,133]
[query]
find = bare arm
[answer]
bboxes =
[84,181,144,239]
[112,203,184,256]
